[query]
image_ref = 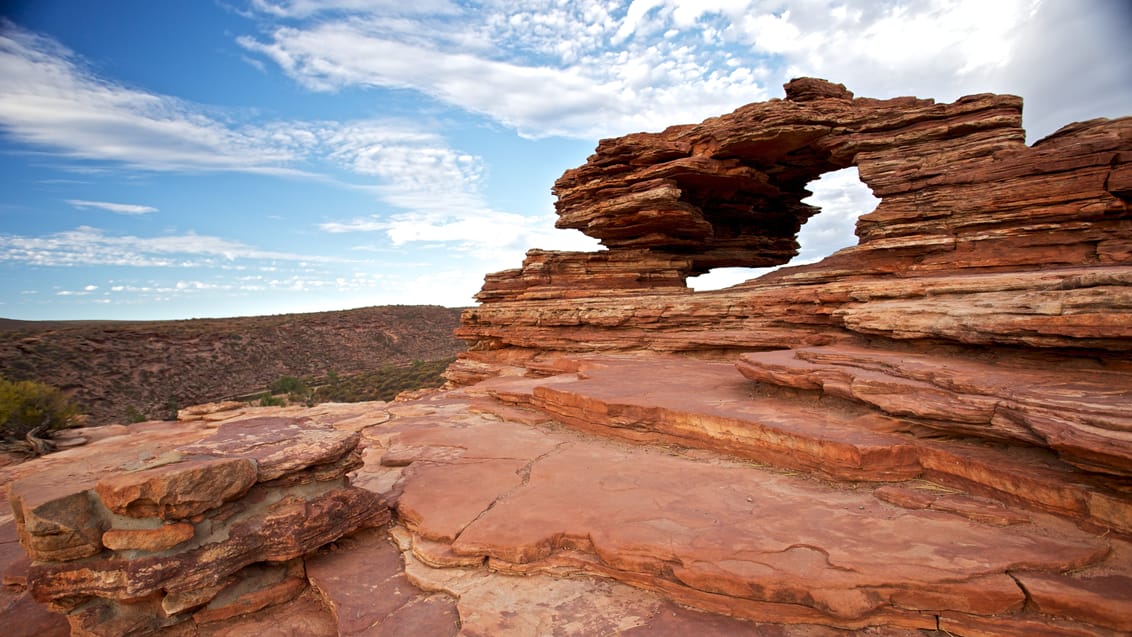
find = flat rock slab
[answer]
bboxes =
[182,416,362,481]
[3,373,1128,635]
[365,388,1123,632]
[0,589,69,637]
[510,356,925,481]
[477,355,1132,535]
[737,345,1132,476]
[307,527,459,637]
[390,523,878,637]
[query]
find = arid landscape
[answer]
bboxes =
[0,305,465,427]
[2,79,1131,636]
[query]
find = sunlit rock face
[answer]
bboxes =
[455,76,1130,359]
[4,414,388,636]
[453,77,1132,475]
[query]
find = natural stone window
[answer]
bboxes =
[689,166,878,291]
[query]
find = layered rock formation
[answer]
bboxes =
[4,414,388,635]
[3,79,1131,635]
[459,77,1130,357]
[439,78,1132,633]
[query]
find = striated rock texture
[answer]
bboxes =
[4,414,388,636]
[430,78,1132,632]
[454,77,1132,477]
[461,77,1130,351]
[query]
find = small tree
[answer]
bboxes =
[0,376,81,441]
[270,376,307,396]
[124,406,147,424]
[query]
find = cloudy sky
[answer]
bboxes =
[1,1,1129,320]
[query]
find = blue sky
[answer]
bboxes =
[1,1,1129,320]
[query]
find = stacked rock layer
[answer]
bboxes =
[5,416,388,635]
[436,78,1132,633]
[453,78,1132,477]
[460,77,1130,356]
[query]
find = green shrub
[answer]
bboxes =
[0,376,81,440]
[258,393,286,407]
[312,357,454,403]
[163,397,179,421]
[270,376,307,395]
[124,406,147,423]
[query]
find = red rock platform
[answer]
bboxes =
[390,358,1132,635]
[3,352,1131,635]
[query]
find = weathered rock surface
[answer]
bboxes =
[455,78,1131,362]
[3,413,387,635]
[737,345,1132,476]
[375,386,1129,634]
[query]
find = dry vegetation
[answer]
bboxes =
[0,305,465,425]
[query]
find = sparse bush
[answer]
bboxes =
[0,375,81,440]
[124,406,147,423]
[258,393,286,407]
[311,357,454,403]
[163,397,179,421]
[270,376,307,396]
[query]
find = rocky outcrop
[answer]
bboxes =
[439,78,1131,633]
[4,414,387,635]
[453,77,1132,473]
[456,78,1130,358]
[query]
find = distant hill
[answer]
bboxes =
[0,305,466,425]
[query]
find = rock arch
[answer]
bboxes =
[462,77,1129,357]
[688,166,879,292]
[548,77,1036,281]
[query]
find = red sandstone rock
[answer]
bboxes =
[191,560,307,624]
[306,527,459,637]
[101,521,195,552]
[197,588,338,637]
[181,416,362,481]
[0,590,71,637]
[350,388,1127,632]
[95,456,258,520]
[458,78,1130,363]
[1015,572,1132,632]
[736,344,1132,476]
[4,415,386,635]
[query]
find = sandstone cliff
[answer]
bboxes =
[2,79,1130,636]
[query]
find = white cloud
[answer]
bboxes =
[0,226,351,268]
[1,22,527,257]
[796,166,878,263]
[241,0,1129,144]
[66,199,158,215]
[317,121,488,214]
[240,3,770,139]
[250,0,461,18]
[322,208,600,272]
[0,22,306,174]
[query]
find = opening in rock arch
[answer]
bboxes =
[688,167,879,291]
